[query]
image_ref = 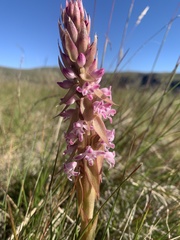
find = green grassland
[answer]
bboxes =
[0,67,180,239]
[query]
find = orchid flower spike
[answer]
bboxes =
[57,1,116,239]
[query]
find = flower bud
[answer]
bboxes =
[77,0,84,19]
[73,1,81,30]
[77,21,89,53]
[85,35,97,67]
[66,16,78,43]
[59,46,72,68]
[60,109,75,120]
[88,58,98,73]
[57,79,74,89]
[77,53,86,67]
[91,68,105,79]
[64,30,78,62]
[66,1,74,17]
[62,68,76,79]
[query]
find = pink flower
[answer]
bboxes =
[104,129,115,149]
[73,120,87,142]
[64,162,79,181]
[93,101,116,123]
[76,82,100,100]
[63,144,77,156]
[65,120,87,147]
[101,87,112,98]
[104,151,115,168]
[65,132,77,145]
[75,146,104,166]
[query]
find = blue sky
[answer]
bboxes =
[0,0,180,72]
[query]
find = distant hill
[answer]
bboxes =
[0,66,180,90]
[0,67,63,84]
[104,71,180,89]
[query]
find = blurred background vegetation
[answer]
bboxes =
[0,66,180,239]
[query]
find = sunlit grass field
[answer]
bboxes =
[0,67,180,239]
